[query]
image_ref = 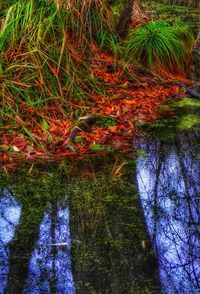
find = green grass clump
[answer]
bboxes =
[126,19,194,74]
[96,30,120,58]
[172,20,195,53]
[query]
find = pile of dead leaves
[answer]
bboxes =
[0,46,184,162]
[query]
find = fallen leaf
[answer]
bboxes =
[108,125,117,132]
[26,146,35,153]
[12,146,20,152]
[0,145,10,151]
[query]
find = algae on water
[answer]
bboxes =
[0,164,161,293]
[177,114,200,129]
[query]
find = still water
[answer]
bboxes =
[137,129,200,293]
[0,191,74,293]
[0,129,200,293]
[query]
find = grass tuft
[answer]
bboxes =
[0,0,114,144]
[126,19,194,74]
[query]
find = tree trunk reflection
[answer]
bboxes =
[136,129,200,293]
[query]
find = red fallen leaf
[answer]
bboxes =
[123,99,137,105]
[108,125,118,132]
[12,137,26,145]
[98,107,110,115]
[50,124,59,132]
[56,151,74,157]
[0,43,182,162]
[91,43,99,53]
[128,121,135,129]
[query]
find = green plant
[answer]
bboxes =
[96,30,120,57]
[0,0,114,143]
[172,20,194,53]
[74,137,85,143]
[126,19,194,74]
[96,117,116,127]
[90,144,105,151]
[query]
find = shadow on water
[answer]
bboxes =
[136,128,200,293]
[68,176,160,293]
[0,163,160,293]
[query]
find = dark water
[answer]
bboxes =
[1,129,200,293]
[136,129,200,293]
[0,169,159,293]
[0,2,199,293]
[0,191,75,293]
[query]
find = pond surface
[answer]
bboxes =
[0,166,159,293]
[1,102,200,293]
[136,129,200,293]
[0,191,74,294]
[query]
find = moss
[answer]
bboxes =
[140,95,200,141]
[68,176,160,293]
[171,98,200,130]
[0,161,160,293]
[172,98,200,108]
[177,114,200,129]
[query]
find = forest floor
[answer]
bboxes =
[0,44,189,164]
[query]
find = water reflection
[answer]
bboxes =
[136,131,200,293]
[69,176,160,293]
[0,190,21,294]
[0,183,75,293]
[0,164,160,293]
[25,204,75,294]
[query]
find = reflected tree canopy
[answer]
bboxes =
[0,190,21,293]
[0,166,75,293]
[136,130,200,294]
[24,205,75,294]
[0,162,160,293]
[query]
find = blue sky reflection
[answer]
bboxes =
[136,140,200,294]
[0,190,21,294]
[24,205,75,294]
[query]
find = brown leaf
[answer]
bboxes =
[0,145,10,151]
[108,126,117,133]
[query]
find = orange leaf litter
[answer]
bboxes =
[0,46,183,162]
